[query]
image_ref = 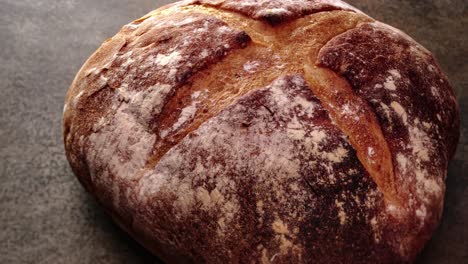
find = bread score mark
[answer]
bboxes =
[303,65,400,206]
[136,5,401,207]
[64,9,254,223]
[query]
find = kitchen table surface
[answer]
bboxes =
[1,0,466,263]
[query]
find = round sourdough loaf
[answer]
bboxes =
[63,0,460,263]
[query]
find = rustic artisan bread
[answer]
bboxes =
[63,0,460,263]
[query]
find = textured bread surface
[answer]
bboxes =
[63,0,460,263]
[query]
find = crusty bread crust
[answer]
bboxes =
[63,1,460,263]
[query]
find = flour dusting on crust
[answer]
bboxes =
[134,75,388,263]
[319,21,459,257]
[160,90,205,138]
[68,12,251,214]
[189,0,359,24]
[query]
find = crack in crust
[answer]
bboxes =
[303,66,399,205]
[317,21,460,257]
[180,4,401,205]
[64,8,252,226]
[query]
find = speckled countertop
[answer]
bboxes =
[0,1,466,263]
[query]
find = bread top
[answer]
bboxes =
[63,0,460,263]
[188,0,360,24]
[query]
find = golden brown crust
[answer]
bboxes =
[304,67,398,205]
[63,1,459,263]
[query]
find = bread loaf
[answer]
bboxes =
[63,0,460,263]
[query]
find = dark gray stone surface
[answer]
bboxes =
[0,0,466,263]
